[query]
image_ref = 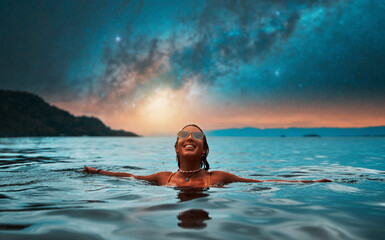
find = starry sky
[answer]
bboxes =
[1,0,385,135]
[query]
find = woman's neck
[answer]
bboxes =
[179,156,201,171]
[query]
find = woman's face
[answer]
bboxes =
[175,126,207,158]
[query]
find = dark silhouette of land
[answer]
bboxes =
[303,134,321,138]
[0,89,139,137]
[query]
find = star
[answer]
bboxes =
[274,70,280,77]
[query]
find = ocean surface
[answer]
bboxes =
[0,136,384,240]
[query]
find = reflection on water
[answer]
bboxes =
[175,187,210,202]
[0,224,32,231]
[0,137,385,239]
[175,187,211,229]
[177,209,211,229]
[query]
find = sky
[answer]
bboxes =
[1,0,385,135]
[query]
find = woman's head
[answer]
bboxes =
[174,124,210,170]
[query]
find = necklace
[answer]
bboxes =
[178,168,202,182]
[178,168,202,173]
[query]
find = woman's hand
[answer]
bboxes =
[82,166,99,174]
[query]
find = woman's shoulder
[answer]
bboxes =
[154,171,174,185]
[207,170,246,185]
[208,170,234,176]
[207,170,236,180]
[135,171,172,181]
[154,171,174,177]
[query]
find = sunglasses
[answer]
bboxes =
[177,131,204,140]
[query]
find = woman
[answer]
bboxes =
[83,124,331,187]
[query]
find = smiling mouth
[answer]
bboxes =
[184,144,196,149]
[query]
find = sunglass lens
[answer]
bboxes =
[178,131,189,139]
[193,132,203,140]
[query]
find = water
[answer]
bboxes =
[0,137,384,240]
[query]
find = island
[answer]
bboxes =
[303,134,321,137]
[0,89,139,137]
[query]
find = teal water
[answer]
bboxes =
[0,137,384,239]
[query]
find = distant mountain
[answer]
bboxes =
[0,89,139,137]
[207,126,385,137]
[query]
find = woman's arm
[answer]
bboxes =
[211,171,331,185]
[83,166,134,177]
[82,166,172,185]
[210,171,263,184]
[262,179,332,183]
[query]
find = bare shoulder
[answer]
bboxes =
[210,170,238,177]
[209,170,240,185]
[154,171,173,178]
[209,170,262,184]
[157,171,174,185]
[134,171,172,185]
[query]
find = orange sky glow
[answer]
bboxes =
[53,81,385,136]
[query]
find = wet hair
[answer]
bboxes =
[175,124,210,170]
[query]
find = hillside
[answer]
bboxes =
[0,89,139,137]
